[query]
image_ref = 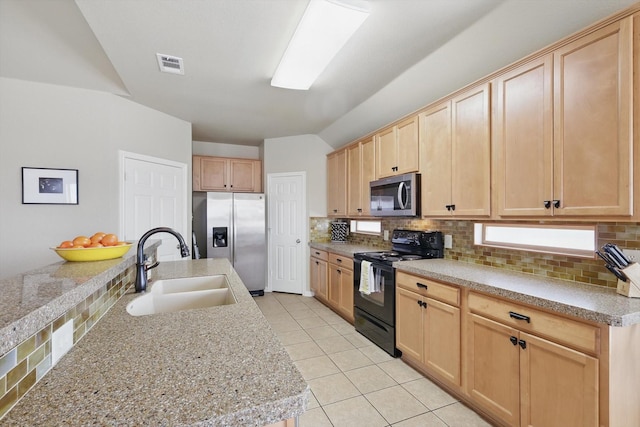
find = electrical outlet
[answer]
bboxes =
[444,234,453,249]
[51,319,73,366]
[383,230,389,241]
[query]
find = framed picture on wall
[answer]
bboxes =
[22,167,79,204]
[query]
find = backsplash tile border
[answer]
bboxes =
[0,266,135,420]
[312,217,640,289]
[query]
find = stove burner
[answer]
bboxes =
[401,255,423,261]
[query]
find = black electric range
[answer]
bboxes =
[353,229,444,357]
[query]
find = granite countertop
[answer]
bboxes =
[310,241,640,327]
[396,259,640,327]
[309,241,383,258]
[0,241,159,357]
[2,258,309,426]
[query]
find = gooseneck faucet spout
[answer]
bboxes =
[135,227,190,293]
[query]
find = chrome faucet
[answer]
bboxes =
[135,227,190,293]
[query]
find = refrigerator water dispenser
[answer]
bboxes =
[212,227,228,247]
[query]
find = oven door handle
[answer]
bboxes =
[397,182,408,209]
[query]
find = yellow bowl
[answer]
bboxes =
[51,243,133,262]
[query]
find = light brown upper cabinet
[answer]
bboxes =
[495,17,633,217]
[420,83,491,217]
[375,116,419,178]
[193,156,262,193]
[494,55,554,216]
[327,149,347,216]
[553,17,633,216]
[347,137,375,216]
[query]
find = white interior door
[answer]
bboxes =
[268,172,306,294]
[120,151,188,262]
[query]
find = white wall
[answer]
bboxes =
[263,134,333,217]
[192,140,260,159]
[0,77,192,279]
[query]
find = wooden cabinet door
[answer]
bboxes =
[200,157,228,191]
[375,126,398,178]
[338,267,354,322]
[467,313,520,426]
[553,17,633,216]
[451,83,491,216]
[395,287,424,361]
[328,263,341,308]
[229,159,260,192]
[347,143,363,216]
[495,56,554,217]
[327,150,347,216]
[360,137,375,216]
[396,116,419,174]
[419,102,453,216]
[424,298,461,387]
[310,257,328,301]
[519,332,599,427]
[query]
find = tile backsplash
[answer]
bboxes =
[311,217,640,289]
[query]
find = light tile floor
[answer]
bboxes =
[255,292,493,427]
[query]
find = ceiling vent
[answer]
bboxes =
[156,53,184,75]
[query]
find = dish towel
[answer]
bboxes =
[359,260,373,295]
[371,267,382,293]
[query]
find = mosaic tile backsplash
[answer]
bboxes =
[311,217,640,289]
[0,266,135,419]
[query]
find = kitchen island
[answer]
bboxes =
[1,257,308,426]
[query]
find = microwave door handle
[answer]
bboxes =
[397,182,408,209]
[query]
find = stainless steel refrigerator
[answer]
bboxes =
[205,192,266,296]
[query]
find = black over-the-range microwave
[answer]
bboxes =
[370,173,420,217]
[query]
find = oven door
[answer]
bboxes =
[353,259,395,326]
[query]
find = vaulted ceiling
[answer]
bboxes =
[0,0,636,148]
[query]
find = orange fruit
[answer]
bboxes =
[101,234,118,247]
[88,242,104,248]
[72,236,91,247]
[58,240,73,248]
[116,241,128,246]
[72,244,86,249]
[90,232,106,244]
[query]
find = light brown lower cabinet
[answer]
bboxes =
[310,250,354,323]
[310,249,328,302]
[396,287,461,387]
[467,313,598,427]
[328,253,354,322]
[394,272,640,427]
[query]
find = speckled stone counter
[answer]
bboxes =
[309,241,379,258]
[0,241,159,357]
[2,258,309,426]
[396,259,640,327]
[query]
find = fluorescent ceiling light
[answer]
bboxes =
[271,0,370,90]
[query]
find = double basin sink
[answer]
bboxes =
[126,275,236,316]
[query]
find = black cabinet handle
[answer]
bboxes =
[336,258,342,263]
[553,199,560,208]
[419,301,427,308]
[544,200,551,209]
[315,261,319,265]
[337,269,342,274]
[509,311,531,323]
[450,204,455,211]
[357,208,362,212]
[416,282,428,290]
[445,205,451,211]
[509,336,518,346]
[519,339,527,350]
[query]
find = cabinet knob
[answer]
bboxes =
[553,199,560,209]
[509,336,518,346]
[518,339,527,350]
[544,200,551,209]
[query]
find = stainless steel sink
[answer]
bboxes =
[126,275,236,316]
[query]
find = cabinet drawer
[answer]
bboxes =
[396,271,460,306]
[329,253,353,270]
[310,249,328,261]
[468,292,599,355]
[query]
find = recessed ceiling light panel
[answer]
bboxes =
[156,53,184,75]
[271,0,370,90]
